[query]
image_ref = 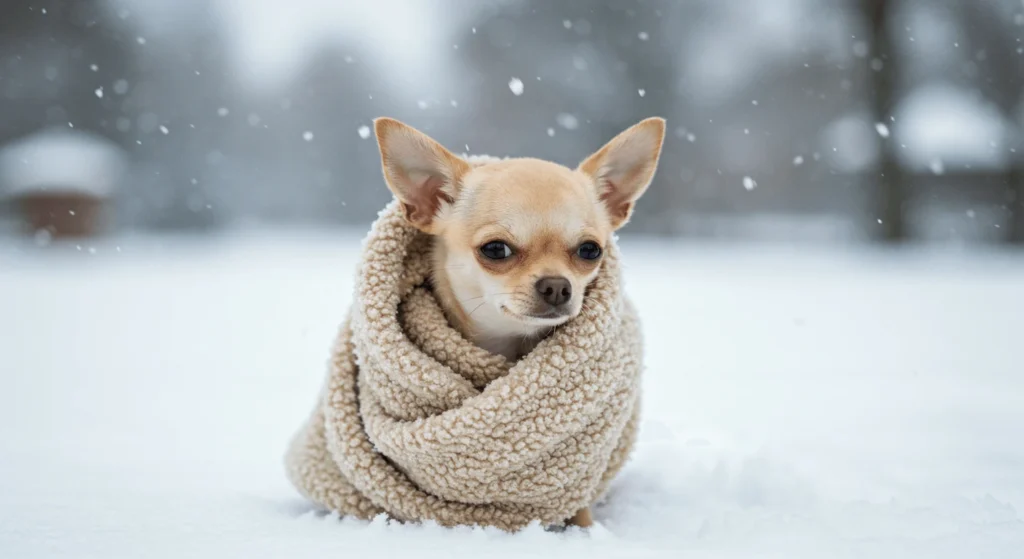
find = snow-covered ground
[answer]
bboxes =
[2,233,1024,558]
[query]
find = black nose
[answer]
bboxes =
[535,276,572,307]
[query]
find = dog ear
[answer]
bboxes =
[373,117,470,232]
[578,117,666,230]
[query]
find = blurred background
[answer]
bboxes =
[4,4,1024,554]
[1,0,1022,246]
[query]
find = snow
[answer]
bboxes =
[2,234,1024,558]
[508,78,524,96]
[875,122,890,138]
[0,129,127,197]
[302,131,315,142]
[894,83,1012,171]
[742,176,757,191]
[357,126,371,139]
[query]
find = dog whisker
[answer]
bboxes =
[467,300,489,319]
[458,291,516,305]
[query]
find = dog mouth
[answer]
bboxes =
[499,305,574,325]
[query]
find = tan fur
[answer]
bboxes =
[374,117,665,362]
[567,507,595,528]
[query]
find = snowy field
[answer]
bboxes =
[2,232,1024,558]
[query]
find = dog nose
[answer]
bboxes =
[535,276,572,307]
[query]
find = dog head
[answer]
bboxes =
[373,117,665,347]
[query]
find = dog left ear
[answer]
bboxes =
[578,117,666,230]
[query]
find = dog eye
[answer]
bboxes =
[577,241,602,260]
[480,241,513,260]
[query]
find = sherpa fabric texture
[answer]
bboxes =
[284,199,643,531]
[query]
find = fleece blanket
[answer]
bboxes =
[284,200,643,531]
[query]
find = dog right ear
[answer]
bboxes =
[373,118,469,233]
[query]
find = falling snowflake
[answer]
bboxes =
[875,123,890,138]
[136,36,146,45]
[89,64,98,72]
[303,131,314,142]
[159,125,169,135]
[638,32,649,41]
[742,176,757,191]
[638,89,646,97]
[358,125,371,139]
[546,128,555,137]
[94,87,103,99]
[556,113,579,130]
[793,155,804,166]
[929,158,945,175]
[416,100,429,110]
[217,107,229,117]
[508,78,524,96]
[563,19,572,29]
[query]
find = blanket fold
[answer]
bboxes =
[285,200,643,531]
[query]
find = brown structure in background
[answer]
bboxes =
[16,192,105,239]
[0,129,125,240]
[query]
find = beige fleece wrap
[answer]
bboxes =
[284,200,643,531]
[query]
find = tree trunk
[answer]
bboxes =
[1008,169,1024,245]
[866,0,906,242]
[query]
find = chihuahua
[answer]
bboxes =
[372,116,665,527]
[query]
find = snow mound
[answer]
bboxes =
[0,128,127,198]
[894,83,1013,171]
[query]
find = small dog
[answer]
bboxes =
[372,116,665,527]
